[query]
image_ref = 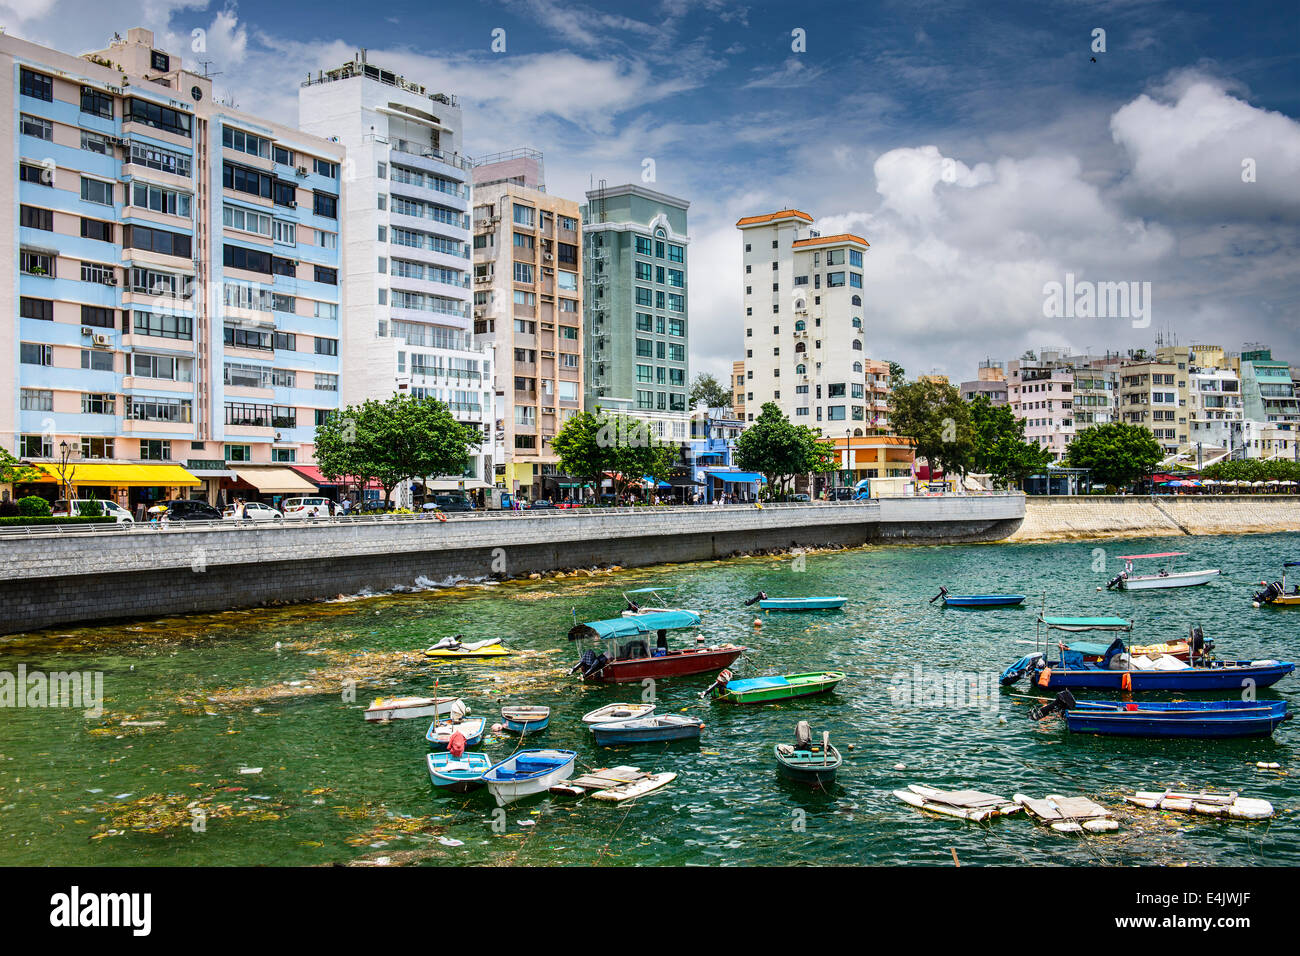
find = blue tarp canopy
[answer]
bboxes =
[1040,615,1133,631]
[567,610,701,641]
[705,470,765,483]
[640,476,671,488]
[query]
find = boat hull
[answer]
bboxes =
[1066,712,1286,738]
[581,703,656,725]
[502,717,549,734]
[591,718,703,746]
[1119,569,1220,590]
[425,717,486,749]
[583,645,746,683]
[774,744,841,787]
[365,697,464,722]
[426,752,491,792]
[483,750,577,806]
[714,672,846,704]
[1038,661,1293,691]
[758,597,847,611]
[943,594,1025,607]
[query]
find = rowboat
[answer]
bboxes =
[590,713,704,746]
[705,669,845,704]
[1253,562,1300,607]
[745,591,847,611]
[1106,552,1220,591]
[620,587,699,617]
[425,716,486,749]
[500,705,550,734]
[426,751,492,792]
[550,765,676,802]
[1124,789,1274,820]
[1013,793,1118,833]
[1030,690,1290,738]
[581,702,656,725]
[1000,616,1293,691]
[365,696,466,722]
[774,721,841,788]
[568,610,746,684]
[425,636,512,658]
[483,749,576,805]
[929,587,1025,608]
[893,784,1020,822]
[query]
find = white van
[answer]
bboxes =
[53,498,134,524]
[281,496,333,519]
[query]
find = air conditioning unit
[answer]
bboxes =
[543,253,553,262]
[274,432,282,441]
[80,326,94,336]
[287,200,297,208]
[295,166,309,177]
[92,333,111,347]
[106,276,117,285]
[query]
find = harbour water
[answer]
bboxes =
[0,532,1295,866]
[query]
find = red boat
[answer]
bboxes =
[567,610,747,684]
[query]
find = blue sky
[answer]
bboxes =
[9,0,1298,382]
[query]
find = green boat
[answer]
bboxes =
[705,669,846,704]
[774,721,842,789]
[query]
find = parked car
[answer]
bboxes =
[827,488,855,501]
[282,496,334,519]
[357,500,393,514]
[527,500,557,510]
[157,499,223,522]
[427,494,475,512]
[789,493,811,502]
[223,502,283,522]
[52,498,134,524]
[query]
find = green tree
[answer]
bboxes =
[1065,423,1163,490]
[888,361,906,391]
[314,396,481,505]
[969,396,1054,487]
[689,372,732,410]
[553,412,678,499]
[889,380,974,478]
[0,448,42,485]
[1203,459,1300,484]
[734,402,835,497]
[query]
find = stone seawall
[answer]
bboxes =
[1008,495,1300,542]
[0,496,1025,634]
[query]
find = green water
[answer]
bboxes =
[1,533,1296,866]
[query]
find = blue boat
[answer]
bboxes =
[745,591,847,611]
[425,716,486,749]
[930,587,1024,608]
[500,705,550,734]
[1000,615,1294,691]
[426,751,493,792]
[483,749,577,805]
[1031,691,1290,738]
[590,713,704,746]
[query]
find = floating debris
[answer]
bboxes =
[1014,793,1119,833]
[1124,789,1274,820]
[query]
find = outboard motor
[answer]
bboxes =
[625,599,642,613]
[743,591,768,607]
[1188,624,1213,657]
[1105,572,1127,590]
[928,586,950,604]
[575,650,609,679]
[999,652,1043,686]
[794,720,813,750]
[701,668,732,699]
[1029,690,1077,721]
[1253,581,1282,606]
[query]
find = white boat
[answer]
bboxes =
[364,695,466,722]
[581,702,657,725]
[1107,552,1220,591]
[619,587,699,618]
[483,749,577,806]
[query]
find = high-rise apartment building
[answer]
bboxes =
[471,152,583,500]
[4,27,343,508]
[1118,359,1181,457]
[736,210,872,431]
[299,52,495,495]
[581,184,690,437]
[731,360,746,419]
[1007,353,1077,461]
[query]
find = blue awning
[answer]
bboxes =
[1040,616,1133,631]
[567,610,702,642]
[640,476,671,488]
[705,470,764,483]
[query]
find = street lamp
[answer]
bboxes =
[59,440,71,502]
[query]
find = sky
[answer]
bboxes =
[6,0,1297,385]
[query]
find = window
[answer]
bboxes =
[273,145,293,166]
[222,126,270,158]
[828,383,846,398]
[19,163,49,186]
[128,142,191,177]
[224,444,252,462]
[80,86,114,119]
[635,236,653,255]
[635,287,653,307]
[80,437,114,458]
[668,318,685,337]
[512,204,535,227]
[20,114,53,141]
[224,244,272,274]
[314,337,338,356]
[513,262,534,284]
[21,297,54,321]
[668,343,685,362]
[274,332,296,351]
[635,261,653,281]
[314,158,339,178]
[557,270,578,292]
[636,339,653,357]
[20,205,53,231]
[81,393,116,415]
[666,294,684,313]
[559,215,577,231]
[20,389,53,411]
[81,177,113,206]
[314,265,338,285]
[316,228,337,249]
[849,272,862,288]
[139,439,172,463]
[826,249,845,266]
[223,204,272,236]
[79,217,115,244]
[80,305,115,329]
[124,98,191,137]
[666,269,684,288]
[151,50,171,72]
[827,272,845,287]
[126,225,192,259]
[133,353,192,382]
[21,434,53,458]
[134,311,193,340]
[669,368,685,386]
[666,243,684,263]
[272,257,296,278]
[274,181,297,207]
[313,191,338,219]
[21,68,53,100]
[224,162,273,199]
[21,343,53,366]
[20,250,54,277]
[223,325,272,350]
[636,313,653,332]
[850,250,863,268]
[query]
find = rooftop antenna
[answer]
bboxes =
[197,60,222,79]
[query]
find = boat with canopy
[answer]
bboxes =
[620,587,699,617]
[1253,562,1300,607]
[568,610,746,683]
[1105,552,1220,590]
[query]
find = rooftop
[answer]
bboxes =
[792,233,869,249]
[736,209,814,228]
[302,51,458,107]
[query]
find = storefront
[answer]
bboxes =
[221,466,319,507]
[17,462,203,512]
[703,469,764,503]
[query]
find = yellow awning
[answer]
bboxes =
[232,467,318,494]
[31,462,202,487]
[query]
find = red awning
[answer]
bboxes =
[914,465,944,479]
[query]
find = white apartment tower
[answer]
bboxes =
[736,210,872,431]
[299,52,494,492]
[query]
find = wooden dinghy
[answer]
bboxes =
[549,765,677,802]
[581,702,656,725]
[500,705,550,734]
[365,696,465,722]
[1013,793,1118,833]
[1124,789,1274,820]
[893,784,1021,822]
[425,716,486,749]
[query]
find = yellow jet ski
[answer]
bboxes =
[425,636,513,658]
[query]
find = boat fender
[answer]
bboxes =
[1036,667,1053,689]
[1121,672,1132,692]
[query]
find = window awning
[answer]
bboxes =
[704,470,765,483]
[231,467,318,494]
[29,462,201,487]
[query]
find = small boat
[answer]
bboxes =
[1253,562,1300,607]
[1013,793,1118,833]
[745,592,847,611]
[425,716,486,749]
[590,713,704,746]
[425,636,512,658]
[483,749,576,805]
[774,721,841,789]
[569,611,746,684]
[893,784,1020,822]
[929,587,1025,608]
[620,587,699,617]
[1124,789,1273,820]
[581,702,656,725]
[1029,690,1290,738]
[426,751,492,792]
[1105,552,1220,590]
[551,765,677,802]
[500,705,550,734]
[705,669,845,704]
[365,696,466,722]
